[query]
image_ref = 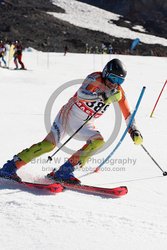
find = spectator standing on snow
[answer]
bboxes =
[64,45,68,56]
[0,40,7,68]
[13,40,26,70]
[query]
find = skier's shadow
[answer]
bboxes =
[0,178,56,196]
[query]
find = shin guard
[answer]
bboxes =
[69,139,105,167]
[17,140,55,164]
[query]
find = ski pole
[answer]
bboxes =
[150,80,167,117]
[141,144,167,176]
[47,107,102,162]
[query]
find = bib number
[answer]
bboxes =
[86,101,109,113]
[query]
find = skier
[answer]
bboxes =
[0,59,143,184]
[13,40,26,70]
[64,45,68,56]
[0,40,7,68]
[108,44,113,54]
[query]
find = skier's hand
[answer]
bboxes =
[99,89,122,105]
[130,129,143,145]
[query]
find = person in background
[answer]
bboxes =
[85,43,89,53]
[64,45,68,56]
[108,44,113,54]
[0,40,7,68]
[13,40,26,70]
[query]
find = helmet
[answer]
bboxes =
[102,59,127,85]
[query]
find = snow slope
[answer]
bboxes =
[50,0,167,46]
[0,51,167,250]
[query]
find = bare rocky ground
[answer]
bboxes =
[0,0,166,56]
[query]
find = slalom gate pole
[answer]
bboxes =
[47,107,102,162]
[150,80,167,118]
[141,144,167,176]
[94,86,146,172]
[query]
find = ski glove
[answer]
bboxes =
[129,129,143,145]
[99,89,122,105]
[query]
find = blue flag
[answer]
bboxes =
[130,38,140,51]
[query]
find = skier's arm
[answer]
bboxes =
[77,85,122,103]
[118,88,143,145]
[77,75,102,102]
[77,87,100,102]
[99,88,122,105]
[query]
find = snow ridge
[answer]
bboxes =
[50,0,167,46]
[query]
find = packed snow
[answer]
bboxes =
[0,49,167,250]
[50,0,167,46]
[0,2,167,247]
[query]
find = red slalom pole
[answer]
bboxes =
[150,80,167,117]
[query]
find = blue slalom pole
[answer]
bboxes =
[95,86,146,172]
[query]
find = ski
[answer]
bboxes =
[11,68,28,71]
[0,176,64,193]
[59,182,128,198]
[0,66,9,69]
[0,176,127,198]
[22,181,128,198]
[22,181,64,193]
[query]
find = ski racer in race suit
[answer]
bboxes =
[0,59,143,184]
[13,41,25,70]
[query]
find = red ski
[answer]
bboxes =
[60,183,128,198]
[0,176,63,193]
[22,181,64,193]
[22,181,128,198]
[0,177,128,198]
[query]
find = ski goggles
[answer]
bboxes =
[106,73,125,85]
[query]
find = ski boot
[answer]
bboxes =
[0,158,21,182]
[47,161,81,185]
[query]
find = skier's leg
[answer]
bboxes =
[0,110,66,180]
[0,55,2,67]
[16,137,56,167]
[68,136,105,167]
[50,123,105,184]
[2,56,7,67]
[18,54,25,69]
[68,119,105,167]
[14,56,18,69]
[0,133,56,180]
[48,113,106,183]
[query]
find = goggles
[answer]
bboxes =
[106,73,125,85]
